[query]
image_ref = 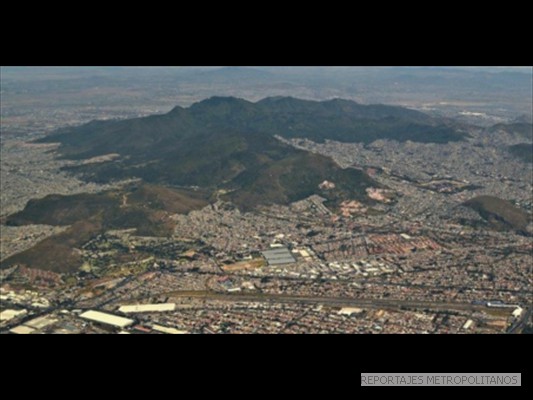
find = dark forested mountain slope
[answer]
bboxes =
[36,97,464,208]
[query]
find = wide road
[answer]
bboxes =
[159,290,491,312]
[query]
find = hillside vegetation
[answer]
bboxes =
[463,195,532,234]
[1,184,208,272]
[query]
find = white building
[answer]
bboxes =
[79,310,134,328]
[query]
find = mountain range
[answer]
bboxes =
[36,96,465,209]
[0,97,520,272]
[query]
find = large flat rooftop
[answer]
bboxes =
[79,310,134,328]
[118,303,176,313]
[262,247,296,266]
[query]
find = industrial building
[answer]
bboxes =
[79,310,134,329]
[262,247,296,266]
[338,307,364,316]
[462,319,474,330]
[118,303,176,313]
[0,309,27,322]
[152,324,188,334]
[24,315,58,330]
[9,325,35,334]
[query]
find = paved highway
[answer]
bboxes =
[159,290,491,312]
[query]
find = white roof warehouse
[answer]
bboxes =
[118,303,176,313]
[79,310,134,328]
